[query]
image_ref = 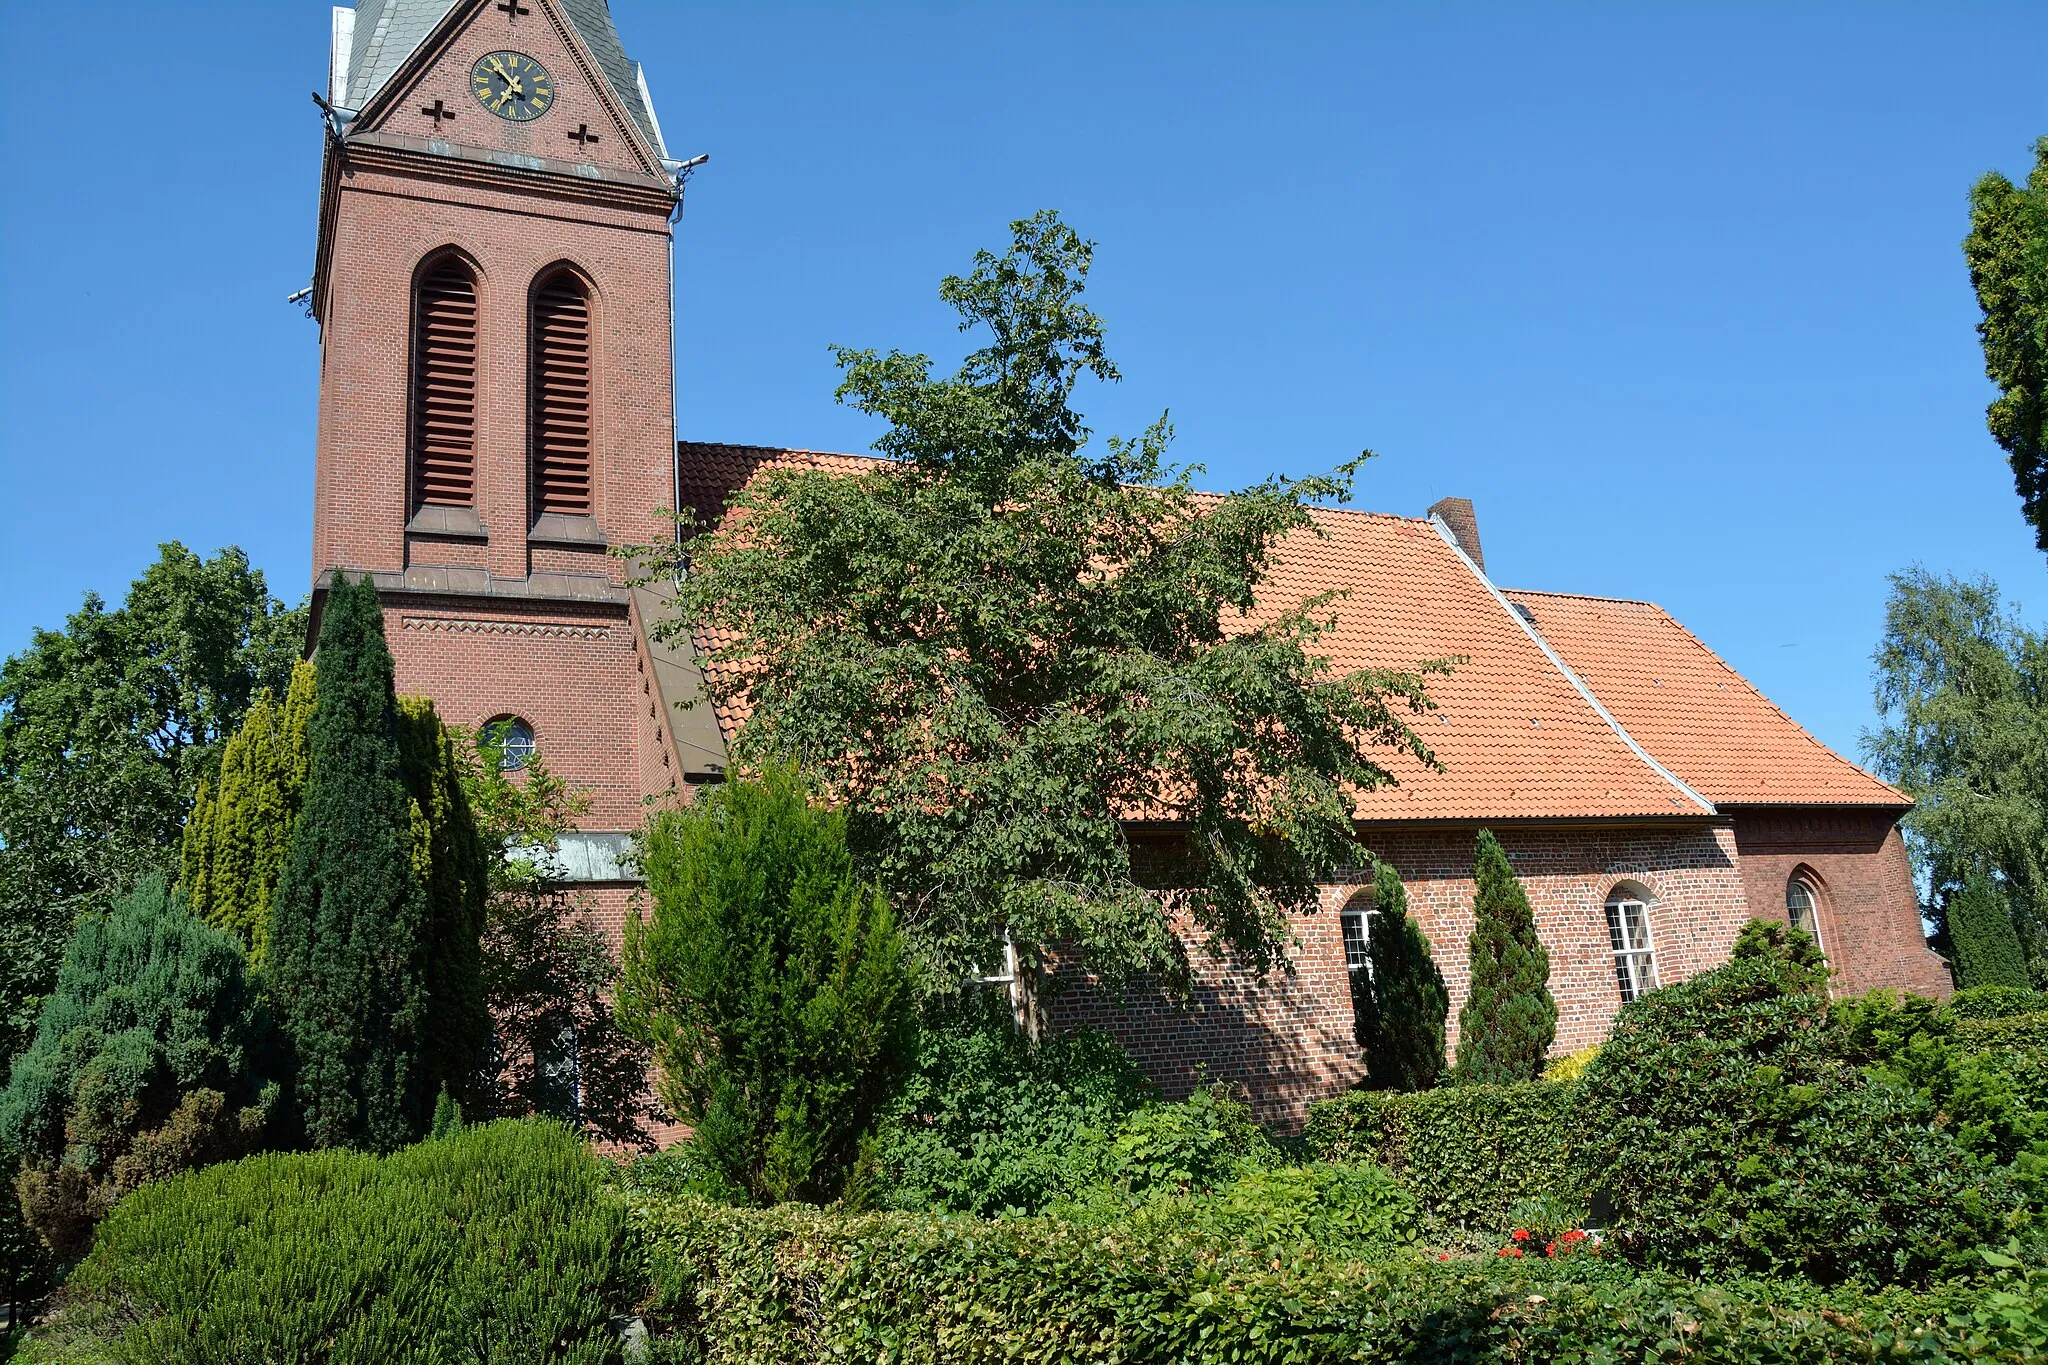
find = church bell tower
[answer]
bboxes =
[309,0,719,882]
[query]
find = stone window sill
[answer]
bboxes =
[407,505,487,540]
[529,513,608,548]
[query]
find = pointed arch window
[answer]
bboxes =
[1787,877,1823,950]
[411,256,479,508]
[530,269,593,517]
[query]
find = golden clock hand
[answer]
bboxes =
[489,55,513,80]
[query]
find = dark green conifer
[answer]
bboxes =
[1452,829,1557,1085]
[397,695,492,1116]
[269,573,433,1151]
[1949,871,2031,989]
[1351,861,1448,1091]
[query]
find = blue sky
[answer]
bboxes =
[2,2,2044,768]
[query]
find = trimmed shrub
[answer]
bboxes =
[25,1121,629,1364]
[0,876,277,1259]
[1301,1081,1574,1233]
[179,661,315,964]
[1831,990,2048,1200]
[1950,872,2033,990]
[619,765,917,1205]
[1950,984,2048,1020]
[1452,830,1556,1085]
[1351,861,1448,1092]
[1574,934,2028,1286]
[873,998,1154,1216]
[1956,1010,2048,1055]
[269,573,436,1152]
[633,1194,2048,1364]
[1055,1159,1417,1264]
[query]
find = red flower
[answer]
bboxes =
[1497,1246,1524,1258]
[1511,1228,1531,1242]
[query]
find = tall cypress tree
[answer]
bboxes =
[1452,829,1557,1085]
[1351,860,1449,1091]
[181,661,315,964]
[269,574,433,1151]
[1950,871,2032,989]
[397,694,492,1114]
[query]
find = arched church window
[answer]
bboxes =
[411,256,479,508]
[1604,890,1659,1003]
[1787,877,1822,949]
[1340,899,1373,976]
[530,269,594,517]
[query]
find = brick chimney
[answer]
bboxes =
[1428,497,1485,574]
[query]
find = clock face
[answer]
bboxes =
[470,50,554,121]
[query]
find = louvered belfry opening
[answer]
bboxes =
[531,270,594,517]
[411,258,479,508]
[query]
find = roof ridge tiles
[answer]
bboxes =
[1504,587,1659,609]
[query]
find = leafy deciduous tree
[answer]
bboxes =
[637,211,1444,1031]
[1452,830,1556,1086]
[1351,861,1449,1092]
[1964,136,2048,553]
[618,765,917,1205]
[1865,568,2048,982]
[0,544,302,1070]
[462,725,653,1145]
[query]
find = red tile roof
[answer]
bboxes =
[1248,508,1710,822]
[1501,590,1907,809]
[673,443,1881,822]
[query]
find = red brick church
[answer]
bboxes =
[306,0,1949,1126]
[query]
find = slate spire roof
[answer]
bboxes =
[341,0,662,151]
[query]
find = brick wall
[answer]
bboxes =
[312,157,673,586]
[1729,806,1950,998]
[1049,821,1753,1129]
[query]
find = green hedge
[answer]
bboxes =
[1300,1081,1574,1231]
[1955,1010,2048,1053]
[635,1195,2048,1364]
[1947,986,2048,1021]
[21,1121,631,1365]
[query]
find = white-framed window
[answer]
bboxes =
[1341,905,1373,976]
[1786,878,1822,949]
[1604,893,1658,1003]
